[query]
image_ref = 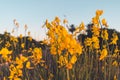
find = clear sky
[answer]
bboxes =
[0,0,120,40]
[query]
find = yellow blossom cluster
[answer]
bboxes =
[101,29,108,40]
[0,47,12,61]
[44,17,82,69]
[110,32,118,45]
[84,36,99,49]
[73,22,85,36]
[31,48,43,65]
[8,47,43,80]
[9,64,22,80]
[9,55,28,80]
[99,48,108,60]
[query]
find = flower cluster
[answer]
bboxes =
[44,17,82,69]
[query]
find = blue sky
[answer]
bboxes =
[0,0,120,40]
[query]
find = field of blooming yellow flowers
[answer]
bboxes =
[0,10,120,80]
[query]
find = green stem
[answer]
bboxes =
[66,69,70,80]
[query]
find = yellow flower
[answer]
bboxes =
[96,10,103,16]
[101,29,108,40]
[114,75,117,80]
[20,55,28,62]
[92,16,99,24]
[80,22,85,30]
[110,33,118,45]
[21,43,25,48]
[28,48,32,53]
[54,16,60,23]
[46,22,51,29]
[102,18,108,27]
[15,55,28,69]
[16,63,23,69]
[63,19,68,24]
[15,57,23,64]
[17,69,23,76]
[42,39,48,44]
[9,64,22,80]
[92,26,100,36]
[114,46,119,53]
[50,46,57,55]
[28,37,32,41]
[92,36,99,49]
[78,22,85,31]
[74,22,85,36]
[5,41,11,48]
[65,37,70,44]
[92,36,99,42]
[84,38,92,47]
[75,44,82,55]
[99,48,108,60]
[68,48,74,55]
[28,31,31,36]
[26,61,33,69]
[58,55,64,66]
[32,48,42,61]
[26,61,30,68]
[0,47,12,59]
[66,63,73,69]
[10,36,18,42]
[70,55,77,64]
[112,61,118,67]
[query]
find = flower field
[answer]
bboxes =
[0,10,120,80]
